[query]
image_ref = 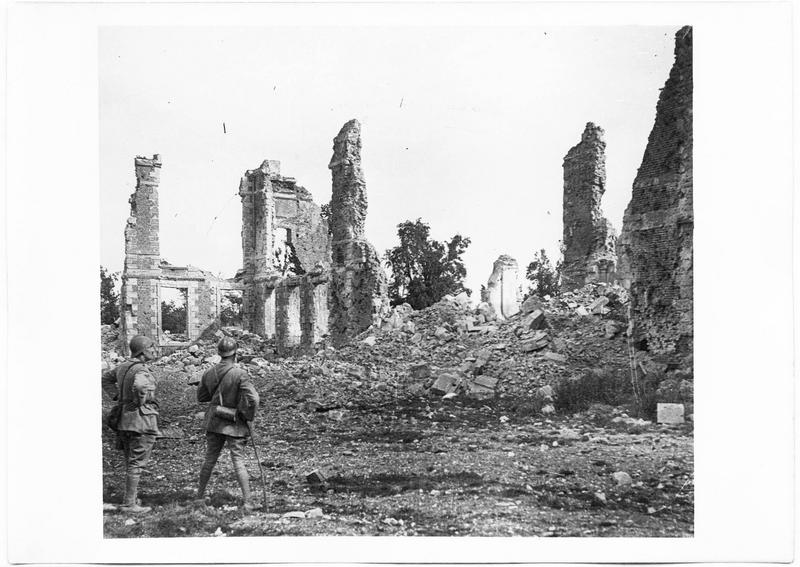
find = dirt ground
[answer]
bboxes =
[102,369,693,538]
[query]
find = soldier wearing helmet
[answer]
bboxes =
[101,334,161,513]
[195,336,260,511]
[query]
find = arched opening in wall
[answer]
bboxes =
[220,289,243,329]
[160,287,188,343]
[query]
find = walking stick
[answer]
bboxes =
[246,421,269,511]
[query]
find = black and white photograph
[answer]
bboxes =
[4,1,795,564]
[97,24,695,538]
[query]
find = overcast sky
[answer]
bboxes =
[99,25,677,295]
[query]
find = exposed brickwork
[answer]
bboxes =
[240,159,331,282]
[120,155,162,352]
[120,155,241,354]
[328,120,389,346]
[486,255,521,319]
[121,125,388,355]
[329,120,367,241]
[238,160,331,353]
[618,26,693,370]
[561,124,618,290]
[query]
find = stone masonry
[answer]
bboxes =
[328,119,389,346]
[120,155,242,354]
[617,26,693,370]
[561,123,618,290]
[485,255,521,319]
[122,125,389,355]
[238,159,331,354]
[120,155,163,352]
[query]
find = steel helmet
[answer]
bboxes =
[217,337,238,357]
[129,335,154,357]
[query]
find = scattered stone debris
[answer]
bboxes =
[612,471,633,487]
[305,469,327,485]
[657,403,685,424]
[282,511,307,519]
[104,278,645,420]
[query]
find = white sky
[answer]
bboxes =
[100,26,677,295]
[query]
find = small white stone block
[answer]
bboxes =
[657,403,685,424]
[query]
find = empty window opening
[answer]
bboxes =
[220,289,243,329]
[273,227,305,276]
[161,287,189,342]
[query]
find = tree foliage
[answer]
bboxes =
[161,300,188,337]
[524,249,560,299]
[219,293,243,327]
[384,219,471,310]
[100,266,120,324]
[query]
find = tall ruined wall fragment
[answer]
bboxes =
[328,119,389,346]
[618,26,693,369]
[238,159,331,343]
[561,123,618,290]
[120,155,238,354]
[120,155,163,352]
[486,255,521,319]
[238,159,331,353]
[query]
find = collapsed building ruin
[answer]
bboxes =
[120,121,388,355]
[485,255,521,319]
[119,155,241,354]
[328,120,390,345]
[618,26,693,370]
[560,123,618,290]
[237,159,331,355]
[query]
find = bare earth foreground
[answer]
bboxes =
[102,287,693,538]
[103,397,693,538]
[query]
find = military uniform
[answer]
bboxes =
[196,360,260,505]
[102,358,159,509]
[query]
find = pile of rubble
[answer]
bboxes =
[322,282,633,411]
[100,283,636,416]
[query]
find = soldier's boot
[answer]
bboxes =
[235,463,258,512]
[194,465,213,506]
[120,475,151,514]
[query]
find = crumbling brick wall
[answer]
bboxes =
[486,255,521,319]
[238,160,331,353]
[120,155,241,354]
[328,119,390,346]
[120,155,162,352]
[617,26,693,370]
[239,160,330,279]
[561,123,618,291]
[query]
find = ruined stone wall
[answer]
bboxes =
[120,155,238,354]
[120,155,163,352]
[486,255,521,319]
[239,160,331,353]
[159,263,226,344]
[272,179,330,273]
[328,120,389,346]
[268,272,330,356]
[618,26,693,368]
[240,160,330,279]
[561,124,618,290]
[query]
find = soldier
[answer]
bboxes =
[195,337,260,511]
[102,334,161,513]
